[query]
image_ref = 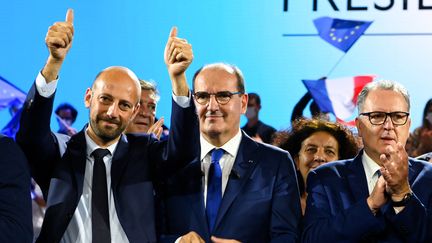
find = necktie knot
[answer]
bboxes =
[211,148,224,164]
[376,170,381,177]
[374,169,381,181]
[92,148,110,161]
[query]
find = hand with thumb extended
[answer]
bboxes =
[45,8,74,61]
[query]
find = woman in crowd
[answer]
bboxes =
[273,118,359,214]
[406,98,432,157]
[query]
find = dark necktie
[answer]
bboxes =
[206,148,224,232]
[92,148,111,243]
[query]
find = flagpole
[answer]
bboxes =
[326,53,346,77]
[282,33,432,37]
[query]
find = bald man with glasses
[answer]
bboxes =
[302,80,432,242]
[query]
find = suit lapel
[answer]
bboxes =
[111,135,129,190]
[346,152,370,202]
[67,130,88,198]
[214,133,259,230]
[187,157,210,237]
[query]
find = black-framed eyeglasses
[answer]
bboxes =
[359,111,410,126]
[193,91,243,105]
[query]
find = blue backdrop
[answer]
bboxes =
[1,0,431,133]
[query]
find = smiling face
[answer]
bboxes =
[84,67,140,147]
[126,89,157,133]
[356,89,411,163]
[296,131,339,186]
[193,66,248,146]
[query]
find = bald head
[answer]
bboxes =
[92,66,141,104]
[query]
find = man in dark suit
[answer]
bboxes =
[0,135,32,243]
[241,92,276,144]
[16,9,195,243]
[160,34,301,242]
[302,80,432,242]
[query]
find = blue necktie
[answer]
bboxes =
[206,148,224,232]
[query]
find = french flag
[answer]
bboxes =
[302,75,375,123]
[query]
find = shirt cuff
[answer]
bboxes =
[172,91,191,108]
[35,71,58,98]
[175,237,182,243]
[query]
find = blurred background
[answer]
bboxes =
[1,0,431,132]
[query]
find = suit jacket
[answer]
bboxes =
[16,84,198,243]
[302,151,432,243]
[241,120,276,144]
[160,132,301,243]
[0,135,33,243]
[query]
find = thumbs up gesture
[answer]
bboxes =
[164,27,193,79]
[45,9,74,61]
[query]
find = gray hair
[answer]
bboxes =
[357,80,410,113]
[139,79,160,102]
[192,63,246,93]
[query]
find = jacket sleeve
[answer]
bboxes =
[270,152,302,243]
[302,170,385,242]
[0,136,33,243]
[16,83,61,195]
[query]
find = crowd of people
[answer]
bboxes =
[2,8,432,243]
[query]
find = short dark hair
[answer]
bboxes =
[55,103,78,123]
[248,93,261,106]
[192,63,245,93]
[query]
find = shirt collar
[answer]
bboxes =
[84,129,118,157]
[362,150,382,180]
[200,129,242,160]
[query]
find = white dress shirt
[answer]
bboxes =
[362,151,382,195]
[200,130,242,206]
[36,72,129,243]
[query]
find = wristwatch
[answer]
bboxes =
[391,192,413,207]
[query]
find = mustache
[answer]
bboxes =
[97,114,121,124]
[205,111,224,117]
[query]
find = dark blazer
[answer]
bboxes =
[160,132,301,243]
[302,151,432,243]
[16,84,198,243]
[0,135,33,243]
[241,120,276,144]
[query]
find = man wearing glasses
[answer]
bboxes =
[302,80,432,242]
[160,59,301,242]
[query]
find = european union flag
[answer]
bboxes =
[0,75,26,138]
[1,108,22,138]
[0,75,26,111]
[314,17,372,52]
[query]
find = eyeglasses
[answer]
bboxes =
[193,91,243,105]
[359,111,410,126]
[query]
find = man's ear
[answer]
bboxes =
[355,117,362,137]
[84,88,92,108]
[241,93,248,114]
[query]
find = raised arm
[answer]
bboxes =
[164,26,193,97]
[16,9,75,194]
[42,9,74,82]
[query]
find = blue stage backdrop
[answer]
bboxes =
[1,0,431,134]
